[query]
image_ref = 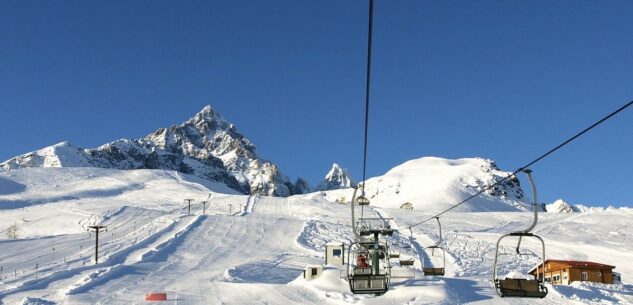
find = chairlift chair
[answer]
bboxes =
[356,195,370,206]
[422,217,446,276]
[388,239,400,259]
[346,185,392,295]
[396,228,415,266]
[492,169,548,298]
[347,241,391,295]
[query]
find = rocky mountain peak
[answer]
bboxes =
[1,105,294,197]
[317,163,354,191]
[545,199,578,213]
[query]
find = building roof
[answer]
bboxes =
[529,259,615,274]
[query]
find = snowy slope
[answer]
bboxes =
[0,168,631,304]
[314,157,528,212]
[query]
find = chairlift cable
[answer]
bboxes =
[410,99,633,228]
[360,0,374,197]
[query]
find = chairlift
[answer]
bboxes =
[347,241,391,295]
[397,228,415,266]
[422,217,445,276]
[346,186,392,295]
[357,195,370,206]
[493,169,548,298]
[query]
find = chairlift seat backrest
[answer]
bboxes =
[423,267,445,276]
[356,195,370,206]
[496,279,547,298]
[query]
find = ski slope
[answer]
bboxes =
[0,168,631,304]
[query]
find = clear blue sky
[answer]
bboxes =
[2,0,632,206]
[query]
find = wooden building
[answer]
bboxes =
[529,260,616,285]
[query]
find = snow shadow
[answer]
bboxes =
[551,284,622,303]
[296,220,352,254]
[0,184,144,210]
[226,254,303,285]
[227,262,301,284]
[442,278,494,303]
[0,176,26,195]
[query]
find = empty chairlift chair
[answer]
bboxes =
[397,229,415,266]
[422,217,445,276]
[493,169,548,298]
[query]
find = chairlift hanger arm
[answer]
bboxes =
[434,216,442,246]
[516,169,538,253]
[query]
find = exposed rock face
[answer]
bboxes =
[0,106,294,196]
[292,178,312,195]
[465,160,525,201]
[316,163,354,191]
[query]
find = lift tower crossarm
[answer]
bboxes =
[87,225,107,264]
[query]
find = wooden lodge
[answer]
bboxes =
[529,259,616,285]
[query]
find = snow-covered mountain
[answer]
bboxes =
[314,157,528,212]
[0,106,298,196]
[0,141,92,169]
[545,198,631,213]
[546,199,578,213]
[316,163,354,191]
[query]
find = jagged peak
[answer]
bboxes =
[50,141,74,148]
[546,199,578,213]
[325,163,345,179]
[317,163,354,191]
[189,105,230,127]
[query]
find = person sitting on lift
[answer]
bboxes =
[357,254,369,268]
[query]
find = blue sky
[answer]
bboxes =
[1,0,632,206]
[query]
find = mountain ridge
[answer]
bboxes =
[0,106,300,196]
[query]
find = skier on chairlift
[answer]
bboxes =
[356,254,368,268]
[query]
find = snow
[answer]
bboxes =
[546,198,633,214]
[546,199,577,213]
[1,105,297,196]
[0,142,92,170]
[0,167,631,304]
[314,157,528,212]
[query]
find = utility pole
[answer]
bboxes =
[184,199,194,214]
[87,225,107,264]
[200,200,208,215]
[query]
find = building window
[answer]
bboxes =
[553,275,561,282]
[311,268,318,276]
[581,271,588,281]
[332,249,342,257]
[563,275,568,280]
[545,277,551,283]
